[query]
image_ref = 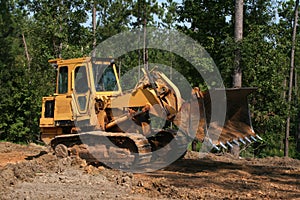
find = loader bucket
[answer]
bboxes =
[195,87,257,148]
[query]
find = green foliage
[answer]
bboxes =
[27,0,89,58]
[177,0,300,158]
[218,18,295,157]
[177,0,233,62]
[0,0,299,159]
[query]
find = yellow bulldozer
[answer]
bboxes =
[39,57,260,171]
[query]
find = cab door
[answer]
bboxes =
[54,66,73,122]
[72,64,97,126]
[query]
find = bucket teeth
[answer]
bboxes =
[245,137,252,143]
[219,142,227,150]
[250,135,257,142]
[239,138,246,145]
[256,135,263,141]
[208,138,220,151]
[233,139,240,146]
[213,144,220,151]
[226,141,233,148]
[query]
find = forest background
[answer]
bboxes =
[0,0,300,159]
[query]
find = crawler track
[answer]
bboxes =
[50,130,190,172]
[50,131,152,171]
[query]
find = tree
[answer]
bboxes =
[233,0,243,88]
[285,0,299,157]
[177,0,233,55]
[28,0,89,58]
[176,0,300,158]
[0,0,48,142]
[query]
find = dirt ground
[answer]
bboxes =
[0,142,299,200]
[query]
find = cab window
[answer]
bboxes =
[92,64,118,92]
[58,66,68,94]
[74,66,89,94]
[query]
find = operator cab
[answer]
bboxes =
[91,58,122,96]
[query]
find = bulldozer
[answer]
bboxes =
[39,56,260,171]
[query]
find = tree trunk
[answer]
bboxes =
[297,112,300,153]
[231,0,244,156]
[92,3,97,57]
[143,13,148,70]
[233,0,243,88]
[22,33,31,70]
[58,0,64,58]
[285,0,299,157]
[92,3,96,50]
[295,62,300,153]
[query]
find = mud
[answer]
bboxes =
[0,142,299,200]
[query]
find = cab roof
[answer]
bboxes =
[48,57,114,67]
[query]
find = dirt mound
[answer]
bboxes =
[0,154,67,194]
[131,152,300,199]
[0,142,146,199]
[0,142,299,200]
[0,152,139,199]
[1,168,136,200]
[0,142,47,168]
[184,151,300,169]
